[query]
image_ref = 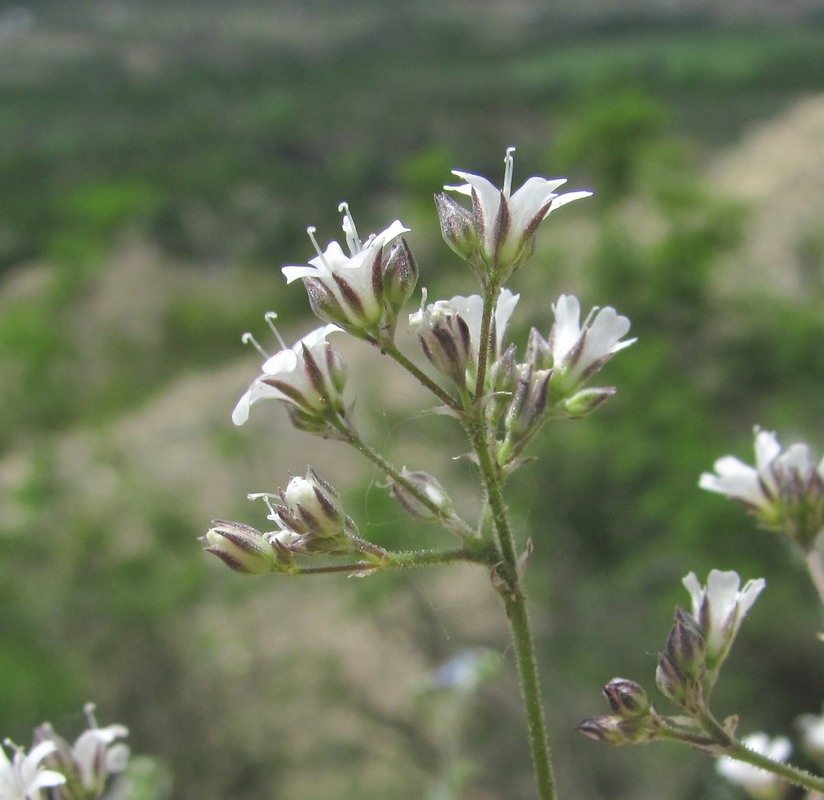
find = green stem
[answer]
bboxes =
[461,278,556,800]
[728,740,824,793]
[382,342,462,411]
[700,711,824,794]
[331,419,476,540]
[295,545,495,575]
[468,418,557,800]
[473,284,499,402]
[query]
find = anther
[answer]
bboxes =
[503,146,516,197]
[83,702,98,729]
[264,311,288,350]
[338,201,361,253]
[241,332,270,359]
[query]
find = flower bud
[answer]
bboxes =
[560,387,615,418]
[504,364,551,444]
[391,468,456,523]
[576,714,659,746]
[201,520,276,576]
[409,299,474,385]
[279,467,346,539]
[655,651,688,706]
[303,276,351,329]
[602,678,650,719]
[382,236,418,318]
[664,607,706,678]
[434,192,478,262]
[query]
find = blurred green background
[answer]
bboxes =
[2,1,824,798]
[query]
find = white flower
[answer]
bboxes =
[548,294,635,389]
[682,569,765,667]
[441,147,591,279]
[408,289,519,388]
[232,323,345,426]
[282,204,414,342]
[72,723,129,794]
[0,740,65,800]
[699,429,824,548]
[717,733,791,800]
[799,708,824,761]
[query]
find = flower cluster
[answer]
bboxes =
[700,428,824,550]
[656,570,765,709]
[436,146,591,285]
[577,678,662,746]
[282,203,417,346]
[579,570,765,749]
[202,468,384,575]
[220,148,633,544]
[1,706,129,800]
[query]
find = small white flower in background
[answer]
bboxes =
[798,707,824,763]
[32,704,129,800]
[699,428,824,549]
[682,569,765,673]
[437,146,591,282]
[282,204,415,343]
[0,740,65,800]
[717,733,791,800]
[232,318,346,429]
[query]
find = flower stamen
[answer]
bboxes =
[307,226,333,270]
[503,146,516,198]
[338,201,362,253]
[241,331,269,359]
[264,311,288,350]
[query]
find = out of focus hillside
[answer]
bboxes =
[2,3,824,800]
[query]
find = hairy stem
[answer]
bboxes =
[464,282,557,800]
[382,342,462,411]
[295,545,495,575]
[700,711,824,794]
[331,419,476,539]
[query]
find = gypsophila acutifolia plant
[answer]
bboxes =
[579,427,824,800]
[203,147,824,800]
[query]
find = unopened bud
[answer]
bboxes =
[201,520,275,576]
[560,386,615,418]
[665,608,705,677]
[382,237,418,317]
[655,651,687,705]
[409,299,474,385]
[278,468,346,539]
[577,714,659,746]
[602,678,650,719]
[303,276,351,329]
[392,468,456,523]
[435,192,478,262]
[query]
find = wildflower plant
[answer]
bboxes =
[203,148,824,799]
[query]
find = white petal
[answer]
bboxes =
[550,294,582,363]
[545,190,593,215]
[493,289,520,349]
[281,265,319,283]
[579,307,632,367]
[699,456,766,506]
[737,577,766,617]
[681,571,704,618]
[754,429,781,474]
